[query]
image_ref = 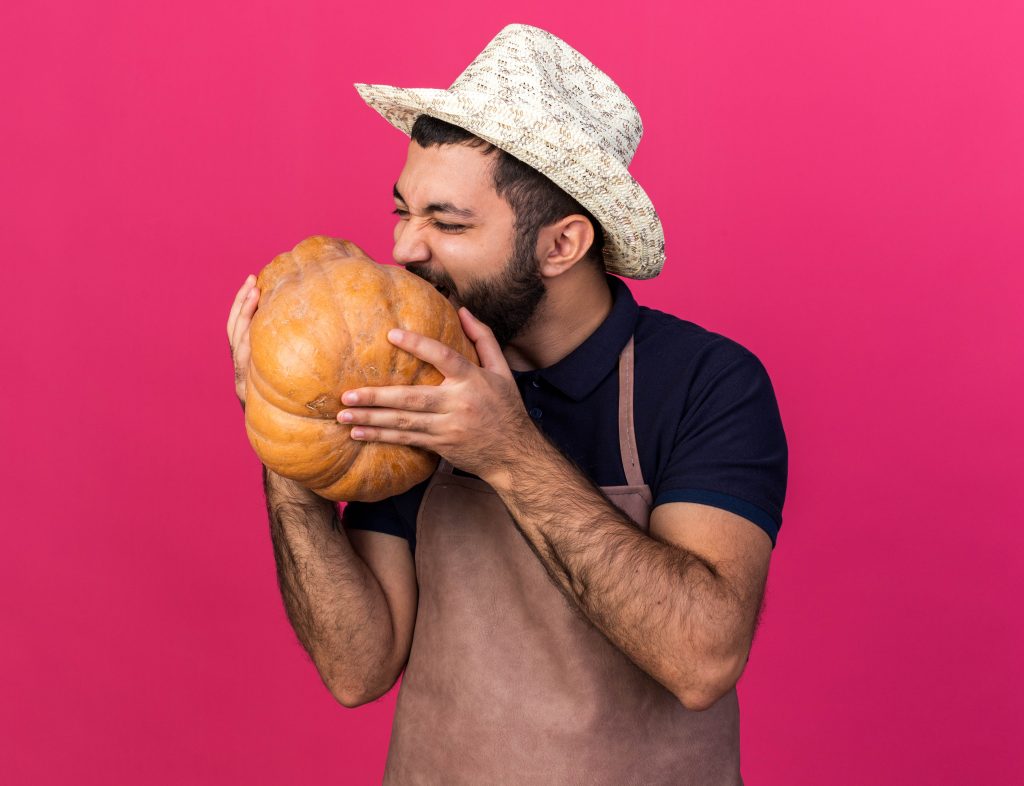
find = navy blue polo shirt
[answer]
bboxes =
[342,274,788,553]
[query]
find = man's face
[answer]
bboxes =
[392,141,546,347]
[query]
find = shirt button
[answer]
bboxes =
[529,407,543,420]
[531,379,540,389]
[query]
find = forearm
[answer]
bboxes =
[486,433,747,709]
[263,466,398,704]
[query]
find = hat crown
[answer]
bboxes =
[448,24,643,168]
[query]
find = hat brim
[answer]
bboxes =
[354,82,665,280]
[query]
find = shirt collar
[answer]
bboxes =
[512,274,639,402]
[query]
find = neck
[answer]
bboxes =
[501,266,613,371]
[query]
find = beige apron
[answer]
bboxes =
[383,337,742,785]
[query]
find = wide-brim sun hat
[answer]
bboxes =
[353,23,665,280]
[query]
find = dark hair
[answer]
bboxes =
[409,114,605,267]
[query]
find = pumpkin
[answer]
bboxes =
[244,235,479,502]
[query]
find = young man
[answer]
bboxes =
[227,24,787,785]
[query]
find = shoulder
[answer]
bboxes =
[632,308,788,545]
[632,305,770,390]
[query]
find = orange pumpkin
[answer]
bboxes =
[244,235,479,502]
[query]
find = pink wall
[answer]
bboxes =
[2,1,1021,783]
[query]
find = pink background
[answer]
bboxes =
[2,1,1021,783]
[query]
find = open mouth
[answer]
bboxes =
[407,265,453,300]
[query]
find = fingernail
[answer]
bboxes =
[351,428,365,439]
[339,411,353,422]
[342,392,358,405]
[388,329,403,342]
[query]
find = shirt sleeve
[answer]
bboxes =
[340,477,429,553]
[652,345,789,547]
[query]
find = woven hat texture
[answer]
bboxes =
[354,23,665,279]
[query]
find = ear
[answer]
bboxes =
[535,215,596,278]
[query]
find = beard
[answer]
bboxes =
[405,231,546,348]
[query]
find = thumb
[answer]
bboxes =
[458,307,510,376]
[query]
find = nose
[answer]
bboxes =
[392,217,431,266]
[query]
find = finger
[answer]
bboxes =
[387,329,471,379]
[457,308,511,378]
[234,327,251,366]
[227,274,256,340]
[337,407,437,433]
[231,285,260,354]
[349,425,429,448]
[340,385,446,412]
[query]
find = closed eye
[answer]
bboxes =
[392,208,467,234]
[433,221,467,234]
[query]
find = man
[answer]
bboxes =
[227,24,787,785]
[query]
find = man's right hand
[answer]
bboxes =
[227,274,259,410]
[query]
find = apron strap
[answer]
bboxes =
[618,336,645,487]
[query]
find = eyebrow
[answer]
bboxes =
[393,183,478,219]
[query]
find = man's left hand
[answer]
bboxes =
[337,307,537,481]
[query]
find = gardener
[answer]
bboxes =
[227,23,787,785]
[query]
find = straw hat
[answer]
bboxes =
[353,23,665,280]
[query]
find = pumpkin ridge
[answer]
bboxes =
[249,353,335,420]
[246,400,360,486]
[324,252,364,389]
[333,256,395,388]
[382,264,446,385]
[316,254,390,486]
[382,265,410,384]
[314,248,355,395]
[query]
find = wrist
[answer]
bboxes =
[483,424,558,494]
[263,465,329,509]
